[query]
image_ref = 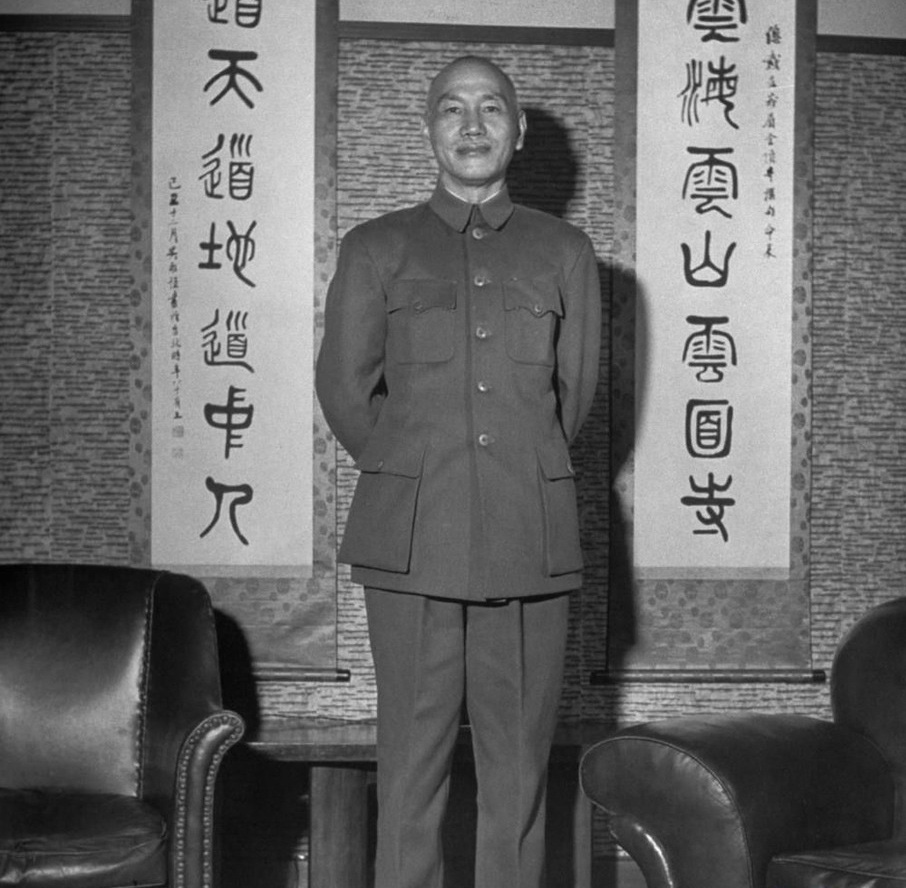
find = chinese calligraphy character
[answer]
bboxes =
[679,57,740,129]
[681,230,737,287]
[204,49,263,109]
[683,316,737,382]
[764,50,782,72]
[200,134,255,201]
[685,399,734,458]
[680,473,735,541]
[200,476,254,545]
[198,220,258,287]
[686,0,748,43]
[202,309,254,373]
[206,0,262,28]
[204,385,254,458]
[683,147,738,217]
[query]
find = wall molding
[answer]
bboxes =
[338,20,614,46]
[0,14,128,30]
[4,14,906,54]
[591,669,828,685]
[816,34,906,54]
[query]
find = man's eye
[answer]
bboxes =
[483,104,501,113]
[442,105,461,114]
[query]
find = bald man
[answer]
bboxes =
[316,56,601,888]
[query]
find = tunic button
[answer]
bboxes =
[476,380,490,393]
[474,274,488,287]
[532,303,544,315]
[477,433,494,447]
[472,227,486,240]
[475,326,490,340]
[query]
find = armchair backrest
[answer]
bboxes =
[0,564,225,804]
[832,595,906,834]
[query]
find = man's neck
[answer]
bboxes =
[440,178,506,205]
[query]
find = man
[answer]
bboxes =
[315,56,601,888]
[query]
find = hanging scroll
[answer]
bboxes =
[633,0,797,580]
[150,0,314,577]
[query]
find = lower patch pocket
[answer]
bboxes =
[339,447,425,573]
[537,444,583,576]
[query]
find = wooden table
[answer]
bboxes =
[246,719,609,888]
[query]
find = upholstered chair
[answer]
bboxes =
[0,563,245,888]
[580,597,906,888]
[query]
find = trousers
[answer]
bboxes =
[365,587,570,888]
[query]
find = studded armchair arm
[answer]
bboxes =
[136,571,246,888]
[168,711,245,888]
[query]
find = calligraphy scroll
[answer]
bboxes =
[150,0,313,576]
[633,0,799,579]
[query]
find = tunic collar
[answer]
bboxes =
[428,183,515,233]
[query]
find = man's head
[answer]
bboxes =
[422,56,527,203]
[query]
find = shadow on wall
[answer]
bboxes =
[508,107,579,218]
[605,265,647,674]
[215,610,309,888]
[507,99,646,699]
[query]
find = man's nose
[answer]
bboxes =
[461,108,485,134]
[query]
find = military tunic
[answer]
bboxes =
[316,184,601,600]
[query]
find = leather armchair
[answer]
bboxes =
[0,564,245,888]
[580,597,906,888]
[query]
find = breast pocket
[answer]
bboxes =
[386,279,457,364]
[503,275,563,366]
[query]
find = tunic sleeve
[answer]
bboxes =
[315,227,387,461]
[556,236,602,444]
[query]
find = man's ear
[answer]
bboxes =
[515,109,527,151]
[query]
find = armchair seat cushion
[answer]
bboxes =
[0,789,167,888]
[769,840,906,888]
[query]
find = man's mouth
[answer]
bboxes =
[456,144,491,156]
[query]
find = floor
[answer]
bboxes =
[287,856,647,888]
[282,855,647,888]
[219,749,649,888]
[591,858,648,888]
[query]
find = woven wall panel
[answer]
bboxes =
[809,52,906,668]
[0,32,133,565]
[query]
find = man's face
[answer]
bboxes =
[422,59,526,202]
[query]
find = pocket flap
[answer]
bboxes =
[356,439,425,478]
[387,279,457,314]
[503,276,563,317]
[536,441,575,480]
